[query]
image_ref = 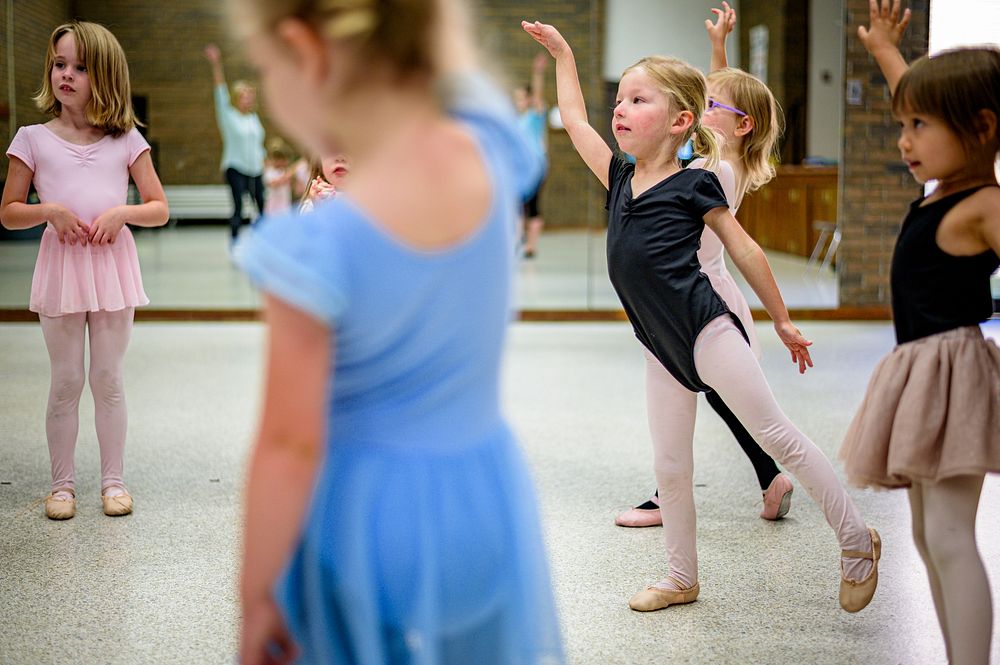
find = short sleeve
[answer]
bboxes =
[125,128,151,167]
[6,126,35,171]
[687,169,729,218]
[688,158,739,212]
[441,71,542,199]
[605,156,633,210]
[234,207,350,325]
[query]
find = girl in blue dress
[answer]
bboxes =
[231,1,563,663]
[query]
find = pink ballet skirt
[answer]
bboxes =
[30,224,148,316]
[839,326,1000,489]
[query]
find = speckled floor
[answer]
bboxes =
[2,320,999,664]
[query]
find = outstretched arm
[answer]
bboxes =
[704,206,814,373]
[705,2,736,73]
[857,0,911,94]
[522,20,612,188]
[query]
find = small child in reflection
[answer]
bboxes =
[263,138,295,215]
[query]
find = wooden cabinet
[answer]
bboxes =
[736,166,838,259]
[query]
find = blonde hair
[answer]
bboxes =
[232,80,256,101]
[33,21,139,137]
[231,0,440,83]
[624,56,719,170]
[266,137,292,161]
[707,68,783,192]
[893,47,1000,160]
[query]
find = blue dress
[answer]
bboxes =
[236,74,564,665]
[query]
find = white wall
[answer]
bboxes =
[604,0,740,81]
[807,0,844,161]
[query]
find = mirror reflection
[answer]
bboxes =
[1,0,844,314]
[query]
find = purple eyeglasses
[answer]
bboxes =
[708,98,747,116]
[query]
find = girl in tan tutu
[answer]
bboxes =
[842,2,1000,663]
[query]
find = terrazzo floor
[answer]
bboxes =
[2,320,999,664]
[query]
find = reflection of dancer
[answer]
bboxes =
[263,138,295,215]
[204,44,265,243]
[297,154,349,213]
[233,0,562,663]
[841,3,1000,663]
[524,18,879,613]
[514,53,548,258]
[0,21,169,519]
[617,3,793,528]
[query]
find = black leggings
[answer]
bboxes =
[224,167,264,239]
[705,390,781,489]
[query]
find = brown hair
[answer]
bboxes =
[892,47,1000,159]
[707,68,783,192]
[624,56,719,170]
[33,21,140,137]
[232,0,440,83]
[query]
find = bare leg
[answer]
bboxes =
[920,475,992,665]
[38,313,87,492]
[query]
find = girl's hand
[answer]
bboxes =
[774,321,814,374]
[307,178,335,202]
[239,596,297,665]
[203,44,221,63]
[47,205,89,246]
[521,21,570,59]
[532,52,549,74]
[857,0,911,55]
[88,208,126,245]
[705,2,736,46]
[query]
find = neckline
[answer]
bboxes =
[917,183,998,208]
[627,165,687,201]
[40,122,110,148]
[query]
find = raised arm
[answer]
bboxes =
[523,20,612,188]
[530,53,547,112]
[704,207,814,373]
[204,44,226,87]
[857,0,912,95]
[705,2,736,73]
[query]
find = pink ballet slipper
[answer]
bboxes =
[760,473,793,520]
[615,494,662,527]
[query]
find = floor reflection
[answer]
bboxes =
[0,226,839,311]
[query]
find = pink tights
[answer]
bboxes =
[909,475,992,665]
[646,315,872,589]
[39,308,134,493]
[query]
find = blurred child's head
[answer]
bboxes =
[34,21,139,137]
[513,85,531,113]
[706,68,782,192]
[618,56,719,169]
[892,47,1000,165]
[232,80,258,113]
[230,0,443,153]
[266,137,293,167]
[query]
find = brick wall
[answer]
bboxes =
[839,0,928,307]
[1,1,72,176]
[471,0,606,227]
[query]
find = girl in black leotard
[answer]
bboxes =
[523,19,879,614]
[841,4,1000,663]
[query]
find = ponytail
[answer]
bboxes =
[691,123,719,171]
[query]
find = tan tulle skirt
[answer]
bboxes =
[840,325,1000,489]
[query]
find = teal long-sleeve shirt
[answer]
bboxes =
[214,84,265,177]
